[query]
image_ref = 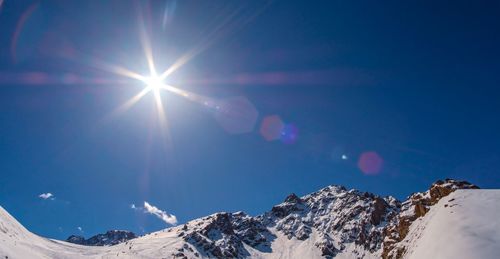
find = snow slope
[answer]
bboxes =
[0,205,379,259]
[0,205,186,259]
[0,205,107,258]
[1,184,499,258]
[403,190,500,259]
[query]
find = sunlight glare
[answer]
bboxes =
[144,74,163,95]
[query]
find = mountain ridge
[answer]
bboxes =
[67,230,137,246]
[0,179,487,259]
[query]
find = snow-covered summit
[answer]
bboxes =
[261,184,400,258]
[1,179,496,259]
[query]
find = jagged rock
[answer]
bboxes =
[315,233,341,258]
[231,211,274,248]
[382,179,480,259]
[61,179,478,258]
[429,179,478,204]
[371,197,388,225]
[284,193,302,203]
[182,213,251,258]
[266,185,400,253]
[66,235,85,245]
[200,213,234,237]
[66,230,136,246]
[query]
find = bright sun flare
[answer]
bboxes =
[143,74,163,94]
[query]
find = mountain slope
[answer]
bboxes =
[1,179,497,259]
[0,206,109,258]
[403,190,500,259]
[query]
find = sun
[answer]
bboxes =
[140,72,166,123]
[143,74,164,94]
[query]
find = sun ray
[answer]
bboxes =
[153,89,166,126]
[114,86,152,115]
[160,84,217,110]
[95,86,151,128]
[107,63,147,81]
[158,3,271,81]
[138,19,157,75]
[152,84,172,149]
[95,62,146,82]
[158,7,243,81]
[135,0,157,76]
[89,2,272,143]
[54,45,148,83]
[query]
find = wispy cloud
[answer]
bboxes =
[130,201,177,225]
[39,192,55,200]
[144,202,177,225]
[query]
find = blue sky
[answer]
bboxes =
[1,0,500,239]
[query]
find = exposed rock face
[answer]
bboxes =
[64,179,478,258]
[176,212,275,258]
[231,211,273,248]
[66,230,137,246]
[172,185,401,258]
[66,235,85,245]
[382,179,479,259]
[265,186,400,255]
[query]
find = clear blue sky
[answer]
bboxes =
[1,0,499,239]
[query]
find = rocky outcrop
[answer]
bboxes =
[65,179,479,258]
[66,235,85,245]
[173,179,478,259]
[175,212,275,258]
[172,185,402,258]
[382,179,479,259]
[265,186,400,254]
[66,230,137,246]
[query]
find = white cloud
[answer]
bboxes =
[39,193,54,200]
[144,202,178,225]
[130,201,177,225]
[131,201,177,225]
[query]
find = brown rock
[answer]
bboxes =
[382,179,479,259]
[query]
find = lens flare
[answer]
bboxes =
[143,75,163,94]
[358,151,384,175]
[260,115,284,141]
[76,1,272,139]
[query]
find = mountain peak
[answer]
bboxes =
[66,230,136,246]
[284,193,301,203]
[2,178,495,259]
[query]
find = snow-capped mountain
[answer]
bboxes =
[67,230,137,246]
[1,179,498,259]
